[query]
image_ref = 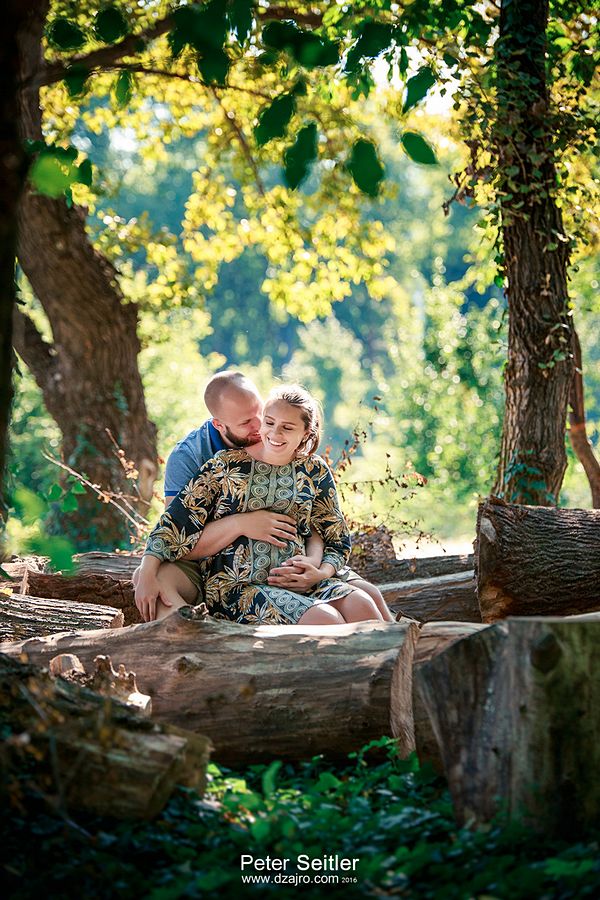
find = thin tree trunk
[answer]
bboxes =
[0,2,35,524]
[14,1,158,549]
[569,329,600,507]
[493,0,574,505]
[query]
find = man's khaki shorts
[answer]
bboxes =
[172,559,204,602]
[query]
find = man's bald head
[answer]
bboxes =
[204,371,263,448]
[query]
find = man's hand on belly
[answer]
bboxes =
[240,510,297,547]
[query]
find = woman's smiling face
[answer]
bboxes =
[260,400,308,461]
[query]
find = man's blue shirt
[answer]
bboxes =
[164,420,227,498]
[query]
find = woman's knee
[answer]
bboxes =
[334,590,384,622]
[297,604,345,625]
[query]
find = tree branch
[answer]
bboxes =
[12,306,61,412]
[109,63,273,100]
[25,4,325,92]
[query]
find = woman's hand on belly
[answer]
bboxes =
[267,555,325,593]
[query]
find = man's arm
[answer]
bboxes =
[181,510,298,559]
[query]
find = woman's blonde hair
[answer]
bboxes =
[266,384,322,456]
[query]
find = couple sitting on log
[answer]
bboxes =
[134,371,394,626]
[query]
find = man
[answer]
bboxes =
[134,370,393,621]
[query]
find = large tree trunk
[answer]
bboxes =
[0,2,36,522]
[492,0,574,505]
[416,618,600,836]
[476,498,600,622]
[0,592,123,641]
[0,612,420,765]
[14,1,157,550]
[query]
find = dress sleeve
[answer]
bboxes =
[145,456,226,562]
[309,458,352,571]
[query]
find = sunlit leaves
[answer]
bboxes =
[254,93,296,146]
[46,17,86,51]
[403,66,436,113]
[64,65,90,98]
[401,132,438,166]
[261,20,339,68]
[228,0,254,46]
[345,21,394,73]
[94,6,130,44]
[284,123,318,189]
[347,139,385,196]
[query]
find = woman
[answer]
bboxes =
[135,384,392,625]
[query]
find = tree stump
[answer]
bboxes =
[476,498,600,621]
[0,594,123,641]
[412,621,488,770]
[416,617,600,835]
[0,653,210,819]
[0,612,420,765]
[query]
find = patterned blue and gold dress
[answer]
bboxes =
[144,449,354,624]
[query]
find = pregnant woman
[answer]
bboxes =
[135,384,392,626]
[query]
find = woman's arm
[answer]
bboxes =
[308,457,352,571]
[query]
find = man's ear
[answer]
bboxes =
[212,417,225,436]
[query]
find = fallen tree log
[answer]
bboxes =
[382,571,480,623]
[0,612,420,765]
[415,617,600,836]
[0,653,210,819]
[20,569,141,625]
[0,594,123,641]
[412,621,488,771]
[476,499,600,621]
[358,553,474,585]
[73,551,141,579]
[48,653,152,715]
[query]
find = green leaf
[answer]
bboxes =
[403,66,436,113]
[262,20,300,51]
[47,483,63,502]
[254,93,296,146]
[94,6,130,44]
[398,47,409,75]
[313,771,342,792]
[261,760,282,797]
[29,154,76,199]
[261,20,338,68]
[28,535,75,573]
[443,52,460,69]
[70,482,87,495]
[197,47,230,85]
[77,159,93,186]
[61,493,79,512]
[347,139,384,197]
[283,122,318,189]
[114,70,134,107]
[345,21,394,72]
[228,0,254,45]
[64,66,90,98]
[401,131,438,165]
[46,17,87,51]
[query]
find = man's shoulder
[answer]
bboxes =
[171,421,212,454]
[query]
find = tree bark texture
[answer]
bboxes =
[493,0,574,505]
[569,329,600,508]
[0,593,123,642]
[14,1,157,550]
[476,498,600,622]
[412,621,488,771]
[20,568,141,625]
[0,613,420,765]
[0,652,210,819]
[384,571,480,623]
[416,618,600,835]
[354,553,474,585]
[0,2,37,519]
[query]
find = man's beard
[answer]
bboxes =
[223,427,262,448]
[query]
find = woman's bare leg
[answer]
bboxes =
[330,589,384,623]
[155,563,198,621]
[347,578,395,622]
[297,604,346,625]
